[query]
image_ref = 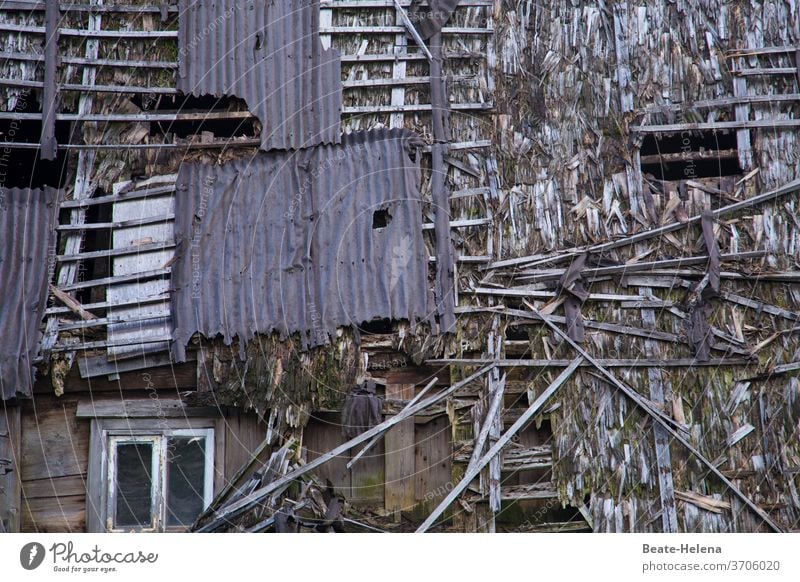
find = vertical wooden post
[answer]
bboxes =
[385,383,415,518]
[0,405,22,532]
[40,0,59,160]
[639,287,679,532]
[732,58,753,172]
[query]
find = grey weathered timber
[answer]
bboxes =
[487,177,800,271]
[416,358,584,532]
[40,0,59,160]
[534,309,783,533]
[348,377,438,469]
[640,288,678,533]
[195,365,495,531]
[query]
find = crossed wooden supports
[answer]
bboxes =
[197,178,800,534]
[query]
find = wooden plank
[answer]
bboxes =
[85,419,102,532]
[414,416,451,506]
[107,184,175,358]
[22,494,85,533]
[640,288,678,533]
[222,412,268,486]
[416,358,585,532]
[390,1,409,129]
[198,365,496,530]
[40,0,59,160]
[75,399,219,419]
[732,58,753,171]
[425,357,750,367]
[351,431,385,504]
[20,398,88,481]
[303,414,352,499]
[22,474,85,499]
[385,383,416,514]
[0,405,22,532]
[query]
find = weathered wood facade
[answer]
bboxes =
[1,0,799,533]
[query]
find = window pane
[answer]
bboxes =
[114,443,153,528]
[166,437,207,527]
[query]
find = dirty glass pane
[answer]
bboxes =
[166,436,207,527]
[114,443,153,528]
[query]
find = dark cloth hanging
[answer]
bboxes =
[412,0,461,40]
[341,380,383,439]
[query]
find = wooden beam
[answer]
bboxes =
[533,309,783,533]
[384,383,416,515]
[40,0,59,160]
[348,377,438,469]
[195,365,496,531]
[486,177,800,270]
[416,358,584,532]
[640,288,679,532]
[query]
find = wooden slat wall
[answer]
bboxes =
[0,405,22,532]
[385,383,415,513]
[20,397,88,532]
[222,411,268,485]
[107,189,174,358]
[303,409,453,511]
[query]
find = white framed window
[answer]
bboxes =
[84,414,220,533]
[106,429,214,532]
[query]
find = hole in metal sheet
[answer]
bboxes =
[372,208,392,229]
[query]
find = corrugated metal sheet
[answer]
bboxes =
[0,187,60,400]
[177,0,342,151]
[171,128,432,361]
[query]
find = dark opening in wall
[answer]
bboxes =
[0,97,71,189]
[58,198,113,306]
[359,318,394,335]
[640,131,742,181]
[135,94,257,140]
[372,208,392,229]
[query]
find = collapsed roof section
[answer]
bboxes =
[171,128,434,361]
[177,0,342,151]
[0,187,60,400]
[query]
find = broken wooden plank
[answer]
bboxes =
[416,358,584,532]
[49,285,98,321]
[675,490,731,514]
[487,177,800,271]
[196,365,496,531]
[532,309,782,533]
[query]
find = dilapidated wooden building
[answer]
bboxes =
[1,0,799,534]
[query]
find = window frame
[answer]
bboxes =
[86,415,222,533]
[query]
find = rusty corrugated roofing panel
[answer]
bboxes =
[0,187,59,400]
[170,129,433,361]
[177,0,342,151]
